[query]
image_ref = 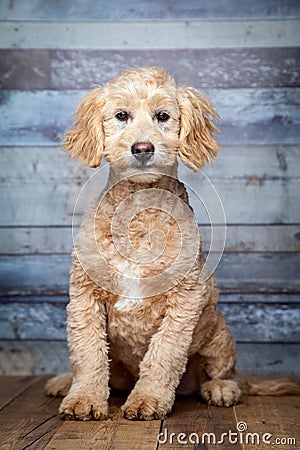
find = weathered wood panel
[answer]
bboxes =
[1,21,300,50]
[0,341,71,375]
[2,293,298,305]
[0,254,299,296]
[0,255,70,296]
[50,47,300,89]
[0,341,299,376]
[236,343,300,376]
[209,225,300,253]
[0,302,68,340]
[2,175,298,226]
[2,224,300,255]
[0,227,74,255]
[0,145,299,226]
[1,89,299,146]
[0,1,299,380]
[215,253,300,294]
[2,145,299,184]
[1,0,299,20]
[1,48,299,90]
[0,50,51,90]
[0,301,299,342]
[220,303,300,343]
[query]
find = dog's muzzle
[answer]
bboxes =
[131,142,154,164]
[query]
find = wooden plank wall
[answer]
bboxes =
[0,0,299,375]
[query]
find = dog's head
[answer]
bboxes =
[64,67,219,179]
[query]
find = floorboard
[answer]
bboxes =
[0,376,38,411]
[0,376,61,449]
[0,376,299,450]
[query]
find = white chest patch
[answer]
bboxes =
[113,260,145,312]
[114,296,144,313]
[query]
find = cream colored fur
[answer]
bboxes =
[46,67,247,420]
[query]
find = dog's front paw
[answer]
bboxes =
[121,392,172,420]
[59,391,108,420]
[201,379,241,407]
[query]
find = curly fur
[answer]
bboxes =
[45,67,298,421]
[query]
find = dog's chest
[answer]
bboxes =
[107,296,166,359]
[95,204,182,298]
[77,180,199,303]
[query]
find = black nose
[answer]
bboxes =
[131,142,155,162]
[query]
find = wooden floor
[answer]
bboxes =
[0,376,299,450]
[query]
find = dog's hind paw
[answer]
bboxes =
[201,379,241,407]
[45,372,73,397]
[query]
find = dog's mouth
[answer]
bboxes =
[133,155,154,168]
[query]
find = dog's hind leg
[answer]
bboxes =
[199,317,241,406]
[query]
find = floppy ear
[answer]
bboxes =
[177,87,220,171]
[64,87,106,167]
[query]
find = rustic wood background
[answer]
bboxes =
[0,0,299,375]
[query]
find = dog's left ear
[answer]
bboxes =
[177,87,220,171]
[64,87,106,168]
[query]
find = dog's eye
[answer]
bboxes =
[115,111,129,122]
[156,112,170,122]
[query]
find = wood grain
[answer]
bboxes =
[236,343,300,376]
[0,375,298,450]
[0,253,299,296]
[0,0,299,381]
[0,341,71,376]
[1,224,300,255]
[0,376,61,449]
[0,49,51,90]
[233,396,300,450]
[159,397,210,450]
[0,299,299,342]
[1,145,299,226]
[2,176,299,226]
[1,48,299,90]
[1,89,299,146]
[0,376,38,410]
[0,341,299,376]
[0,251,298,295]
[1,20,299,49]
[2,145,298,182]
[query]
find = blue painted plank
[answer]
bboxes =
[1,0,299,20]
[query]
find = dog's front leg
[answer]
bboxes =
[122,294,202,420]
[59,279,109,420]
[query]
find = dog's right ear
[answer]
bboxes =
[64,87,105,167]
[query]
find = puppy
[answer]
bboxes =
[46,66,241,420]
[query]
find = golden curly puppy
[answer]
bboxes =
[46,66,241,420]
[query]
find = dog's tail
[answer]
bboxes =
[237,376,300,396]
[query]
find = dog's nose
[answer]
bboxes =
[131,142,154,162]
